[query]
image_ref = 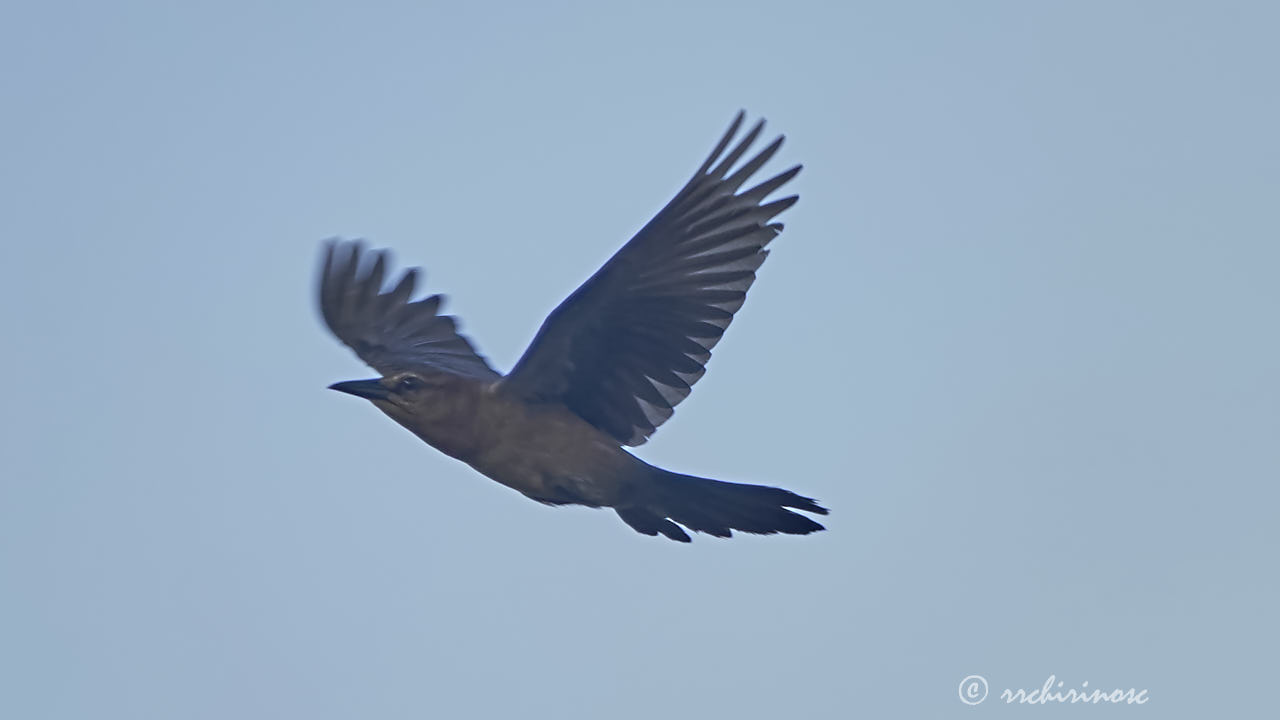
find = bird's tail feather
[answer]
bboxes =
[616,469,828,542]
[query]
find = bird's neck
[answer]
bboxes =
[382,381,489,462]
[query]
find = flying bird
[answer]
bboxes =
[319,112,827,542]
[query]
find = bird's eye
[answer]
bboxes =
[396,376,423,392]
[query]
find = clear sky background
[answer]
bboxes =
[2,1,1276,717]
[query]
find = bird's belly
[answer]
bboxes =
[463,404,634,507]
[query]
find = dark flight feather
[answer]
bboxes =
[318,240,499,379]
[500,112,802,445]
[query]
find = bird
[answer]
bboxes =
[318,111,827,542]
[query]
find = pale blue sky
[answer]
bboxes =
[2,1,1276,717]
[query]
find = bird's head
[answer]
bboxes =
[328,371,455,416]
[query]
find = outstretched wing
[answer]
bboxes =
[500,112,801,445]
[318,239,499,379]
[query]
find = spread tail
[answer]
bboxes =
[616,469,828,542]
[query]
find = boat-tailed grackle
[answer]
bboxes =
[319,112,828,542]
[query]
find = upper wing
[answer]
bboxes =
[500,112,801,445]
[317,239,499,379]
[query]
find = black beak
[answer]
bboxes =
[328,378,390,400]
